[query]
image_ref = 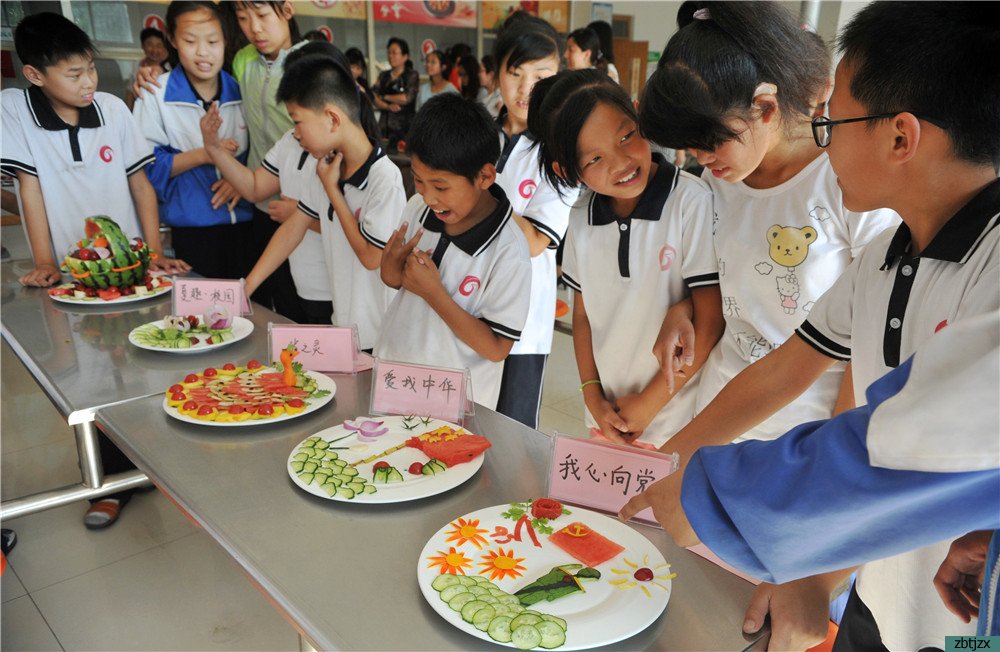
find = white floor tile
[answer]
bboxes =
[4,490,198,592]
[1,441,81,503]
[1,595,62,651]
[538,406,587,438]
[2,564,27,603]
[32,532,298,652]
[550,393,585,420]
[1,343,73,456]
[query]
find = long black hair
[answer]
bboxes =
[529,68,638,195]
[279,42,380,140]
[639,1,829,151]
[493,12,562,71]
[586,20,615,64]
[456,55,482,101]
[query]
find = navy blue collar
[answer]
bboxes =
[164,67,240,108]
[589,153,679,226]
[882,177,1000,268]
[419,184,512,257]
[25,85,102,131]
[340,141,385,191]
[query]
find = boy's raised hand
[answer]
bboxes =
[199,103,224,150]
[316,151,343,191]
[401,248,443,300]
[380,223,421,288]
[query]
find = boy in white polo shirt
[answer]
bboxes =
[627,3,998,649]
[376,94,532,410]
[1,12,188,287]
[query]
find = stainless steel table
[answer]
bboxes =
[96,372,764,651]
[1,258,292,518]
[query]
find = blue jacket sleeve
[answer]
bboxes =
[681,355,1000,584]
[145,144,180,204]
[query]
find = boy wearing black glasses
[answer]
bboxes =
[623,2,999,650]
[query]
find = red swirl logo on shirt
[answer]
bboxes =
[99,145,114,163]
[459,275,481,296]
[518,179,537,199]
[934,319,949,333]
[659,243,677,271]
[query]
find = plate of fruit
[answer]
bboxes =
[129,307,252,353]
[163,354,335,426]
[47,216,171,303]
[287,416,489,503]
[418,500,673,650]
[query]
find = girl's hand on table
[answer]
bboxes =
[584,390,630,444]
[150,255,191,275]
[19,262,62,287]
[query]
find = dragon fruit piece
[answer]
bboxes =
[205,304,232,330]
[94,247,112,259]
[343,419,389,441]
[164,315,191,332]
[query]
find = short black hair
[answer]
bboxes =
[345,47,366,71]
[407,94,500,182]
[166,2,232,70]
[387,37,413,70]
[14,12,96,71]
[638,1,829,151]
[839,1,1000,167]
[567,28,602,66]
[302,29,327,43]
[529,69,638,195]
[226,1,302,44]
[140,27,166,45]
[493,13,561,71]
[480,54,497,75]
[278,44,379,139]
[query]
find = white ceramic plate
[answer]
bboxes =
[417,503,672,650]
[163,370,336,427]
[287,416,485,504]
[48,280,172,304]
[129,316,254,354]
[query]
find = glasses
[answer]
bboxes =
[811,112,948,148]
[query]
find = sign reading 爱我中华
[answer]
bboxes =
[370,359,471,423]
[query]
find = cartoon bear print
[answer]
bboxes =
[766,225,817,314]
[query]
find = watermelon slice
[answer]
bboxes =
[548,522,625,567]
[405,429,492,466]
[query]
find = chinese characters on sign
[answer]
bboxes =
[371,359,469,423]
[173,278,249,317]
[547,435,679,524]
[269,325,358,373]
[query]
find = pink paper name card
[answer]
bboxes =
[546,434,679,524]
[370,358,471,423]
[268,324,363,373]
[172,278,250,316]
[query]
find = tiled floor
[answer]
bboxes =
[1,315,585,651]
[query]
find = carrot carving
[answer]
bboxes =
[280,344,299,387]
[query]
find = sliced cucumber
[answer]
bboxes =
[472,606,496,631]
[511,624,542,650]
[473,575,494,586]
[348,481,365,493]
[297,472,314,484]
[447,592,477,612]
[314,472,330,485]
[461,600,490,623]
[341,466,359,477]
[432,574,463,591]
[497,594,521,606]
[302,461,318,474]
[468,585,489,597]
[336,486,355,499]
[324,451,339,460]
[536,621,567,649]
[540,614,567,631]
[487,616,513,643]
[292,453,308,462]
[314,440,329,450]
[363,484,377,494]
[488,587,507,597]
[386,468,404,482]
[290,461,304,473]
[321,482,339,497]
[439,584,468,602]
[456,576,477,586]
[479,594,499,605]
[510,614,543,630]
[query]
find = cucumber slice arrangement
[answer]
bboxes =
[292,436,377,499]
[431,574,568,649]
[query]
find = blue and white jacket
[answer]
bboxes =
[133,68,252,228]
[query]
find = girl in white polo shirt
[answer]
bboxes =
[639,2,898,444]
[491,14,579,429]
[532,70,723,448]
[133,1,255,280]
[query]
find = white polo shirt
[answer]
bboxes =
[261,130,331,303]
[375,185,532,410]
[1,87,153,258]
[797,178,999,651]
[297,144,406,349]
[562,158,718,447]
[495,116,579,355]
[696,153,899,442]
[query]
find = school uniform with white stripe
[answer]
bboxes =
[297,143,406,349]
[1,87,153,257]
[795,178,999,652]
[375,185,532,410]
[493,112,579,427]
[261,130,332,324]
[132,68,255,279]
[562,157,718,447]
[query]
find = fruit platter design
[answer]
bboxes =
[129,306,253,353]
[287,416,490,503]
[48,216,172,303]
[418,500,674,650]
[163,348,335,426]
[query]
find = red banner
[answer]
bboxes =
[373,1,477,28]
